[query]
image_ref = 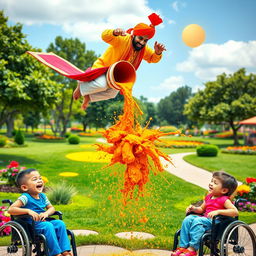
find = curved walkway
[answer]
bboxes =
[75,151,255,255]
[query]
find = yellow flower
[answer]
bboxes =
[41,176,48,184]
[236,184,250,196]
[59,172,79,177]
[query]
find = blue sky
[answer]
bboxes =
[1,0,255,103]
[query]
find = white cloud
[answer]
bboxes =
[152,75,185,91]
[176,40,256,80]
[171,1,186,12]
[0,0,164,42]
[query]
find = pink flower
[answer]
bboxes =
[1,169,7,173]
[21,167,26,170]
[7,161,19,168]
[12,168,19,172]
[11,173,17,176]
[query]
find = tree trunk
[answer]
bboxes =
[229,121,241,146]
[6,116,15,137]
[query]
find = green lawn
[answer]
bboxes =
[0,135,254,250]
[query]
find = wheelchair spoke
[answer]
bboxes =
[0,221,31,256]
[220,221,256,256]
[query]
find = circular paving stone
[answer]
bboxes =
[72,229,99,236]
[115,231,155,240]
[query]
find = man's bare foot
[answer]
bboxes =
[73,82,81,100]
[81,95,90,110]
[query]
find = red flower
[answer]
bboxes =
[246,177,256,184]
[7,161,19,168]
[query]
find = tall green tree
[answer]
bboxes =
[47,36,98,136]
[139,96,158,127]
[157,86,192,126]
[0,11,59,136]
[184,68,256,145]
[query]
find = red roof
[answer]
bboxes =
[239,116,256,125]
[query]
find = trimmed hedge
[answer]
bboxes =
[68,134,80,144]
[196,144,219,157]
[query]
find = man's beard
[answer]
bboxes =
[132,37,145,51]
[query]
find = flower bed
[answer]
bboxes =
[214,131,244,139]
[34,134,66,142]
[79,132,102,137]
[155,140,204,148]
[222,146,256,155]
[0,206,11,236]
[236,177,256,212]
[0,161,26,186]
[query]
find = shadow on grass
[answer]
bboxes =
[0,154,41,167]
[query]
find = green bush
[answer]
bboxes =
[196,144,219,157]
[47,182,77,205]
[68,134,80,144]
[14,130,25,145]
[159,125,178,133]
[0,135,7,147]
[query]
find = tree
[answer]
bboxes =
[139,96,158,127]
[157,86,192,126]
[47,36,98,136]
[184,69,256,145]
[0,11,60,136]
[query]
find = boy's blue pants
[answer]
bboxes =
[35,219,71,256]
[179,214,212,250]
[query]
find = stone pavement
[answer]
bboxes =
[74,152,255,255]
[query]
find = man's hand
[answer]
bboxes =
[113,28,126,36]
[28,209,40,221]
[154,41,166,55]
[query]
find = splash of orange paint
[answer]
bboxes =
[97,82,176,202]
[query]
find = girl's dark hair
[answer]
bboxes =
[213,171,238,196]
[15,168,37,187]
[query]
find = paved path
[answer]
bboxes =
[74,151,254,255]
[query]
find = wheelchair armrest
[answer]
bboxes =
[2,199,13,206]
[234,198,247,208]
[48,211,63,220]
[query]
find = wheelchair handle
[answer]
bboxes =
[2,199,13,205]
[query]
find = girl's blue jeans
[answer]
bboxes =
[179,214,212,251]
[35,219,71,256]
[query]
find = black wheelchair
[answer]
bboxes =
[173,199,256,256]
[0,199,77,256]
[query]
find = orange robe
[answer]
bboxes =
[92,29,162,70]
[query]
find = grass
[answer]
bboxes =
[183,152,256,182]
[0,135,255,250]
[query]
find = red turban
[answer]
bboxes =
[126,13,163,39]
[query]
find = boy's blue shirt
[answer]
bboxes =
[18,192,50,214]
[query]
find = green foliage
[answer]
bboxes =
[0,11,60,135]
[0,136,7,147]
[159,125,178,133]
[14,130,25,145]
[68,134,80,144]
[184,69,256,145]
[158,86,193,126]
[46,36,98,136]
[196,144,219,157]
[47,182,77,205]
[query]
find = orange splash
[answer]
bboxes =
[97,82,176,202]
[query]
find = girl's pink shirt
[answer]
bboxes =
[203,193,229,217]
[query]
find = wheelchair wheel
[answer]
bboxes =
[0,221,31,256]
[220,220,256,256]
